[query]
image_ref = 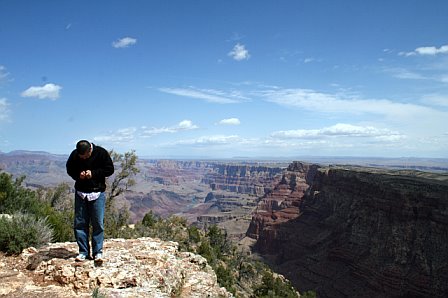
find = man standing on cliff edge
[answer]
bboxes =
[66,140,114,263]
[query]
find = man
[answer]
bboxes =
[66,140,114,262]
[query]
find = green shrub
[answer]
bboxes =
[187,225,201,242]
[142,210,157,227]
[252,270,298,298]
[0,173,41,215]
[215,264,236,295]
[46,208,74,242]
[0,213,54,255]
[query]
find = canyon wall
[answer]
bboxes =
[247,161,448,297]
[202,164,284,196]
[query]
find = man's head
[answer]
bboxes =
[76,140,92,159]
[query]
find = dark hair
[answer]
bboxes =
[76,140,91,155]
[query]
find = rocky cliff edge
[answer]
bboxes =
[0,237,232,298]
[248,161,448,297]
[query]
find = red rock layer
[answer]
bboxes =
[202,164,284,196]
[247,162,448,298]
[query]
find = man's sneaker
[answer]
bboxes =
[94,253,104,263]
[75,254,87,262]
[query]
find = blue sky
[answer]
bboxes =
[1,0,447,158]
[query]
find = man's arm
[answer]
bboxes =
[66,151,79,181]
[91,149,114,178]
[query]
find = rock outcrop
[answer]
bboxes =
[202,164,284,196]
[0,237,232,297]
[246,162,319,242]
[247,161,448,298]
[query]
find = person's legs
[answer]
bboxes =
[90,192,106,257]
[74,193,90,257]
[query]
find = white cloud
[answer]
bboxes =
[141,120,198,137]
[399,44,448,56]
[159,87,249,104]
[257,88,443,120]
[0,98,10,121]
[228,43,250,61]
[383,65,448,84]
[178,120,198,130]
[271,123,404,141]
[94,127,137,143]
[218,118,241,125]
[421,94,448,107]
[93,120,198,144]
[384,67,426,80]
[172,135,242,146]
[112,37,137,48]
[21,83,62,100]
[303,57,322,64]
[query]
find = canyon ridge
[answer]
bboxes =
[1,151,447,297]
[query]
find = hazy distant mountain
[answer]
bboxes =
[1,150,447,189]
[0,150,71,187]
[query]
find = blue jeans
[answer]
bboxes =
[74,192,105,257]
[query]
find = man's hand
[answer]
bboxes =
[80,170,92,179]
[85,170,92,179]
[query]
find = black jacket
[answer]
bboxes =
[66,144,114,193]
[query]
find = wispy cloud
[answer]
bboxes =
[94,127,137,143]
[420,94,448,107]
[228,43,250,61]
[159,87,250,104]
[257,88,442,121]
[141,120,198,137]
[0,98,10,122]
[303,57,322,64]
[399,44,448,56]
[94,120,199,144]
[112,37,137,48]
[161,124,407,156]
[218,118,241,125]
[170,135,242,146]
[271,123,404,141]
[21,83,62,100]
[384,67,427,80]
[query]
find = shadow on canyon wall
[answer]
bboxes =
[248,162,448,297]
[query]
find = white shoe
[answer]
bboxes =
[94,253,104,263]
[75,254,87,262]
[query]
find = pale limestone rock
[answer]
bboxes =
[0,237,232,297]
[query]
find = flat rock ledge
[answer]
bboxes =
[0,237,232,297]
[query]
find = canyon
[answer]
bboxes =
[247,161,448,297]
[1,151,448,297]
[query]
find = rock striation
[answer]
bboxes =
[0,237,232,297]
[202,164,284,196]
[247,161,448,298]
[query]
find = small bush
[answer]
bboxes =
[142,210,157,227]
[252,270,298,298]
[0,213,54,255]
[215,264,236,295]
